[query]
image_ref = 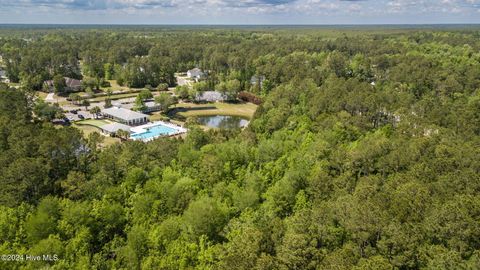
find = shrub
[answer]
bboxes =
[238,91,262,105]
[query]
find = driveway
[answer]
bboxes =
[45,93,55,102]
[176,75,192,87]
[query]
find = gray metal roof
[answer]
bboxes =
[44,77,81,88]
[188,68,204,77]
[188,68,202,73]
[145,101,159,107]
[101,123,132,133]
[65,77,82,88]
[102,107,148,121]
[195,91,227,102]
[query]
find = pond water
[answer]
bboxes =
[196,115,249,129]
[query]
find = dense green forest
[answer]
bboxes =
[0,26,479,269]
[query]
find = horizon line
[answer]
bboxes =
[1,23,480,26]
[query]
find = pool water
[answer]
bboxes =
[130,124,178,140]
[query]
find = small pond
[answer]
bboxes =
[196,115,249,129]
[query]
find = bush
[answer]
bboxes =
[157,83,169,91]
[100,79,111,88]
[238,91,262,105]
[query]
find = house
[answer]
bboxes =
[0,69,9,83]
[100,122,132,136]
[101,107,149,126]
[44,77,82,92]
[143,101,162,113]
[187,68,205,81]
[0,69,6,81]
[250,75,265,87]
[65,77,82,91]
[195,91,227,102]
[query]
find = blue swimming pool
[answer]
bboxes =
[130,124,179,140]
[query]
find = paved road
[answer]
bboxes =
[64,110,93,121]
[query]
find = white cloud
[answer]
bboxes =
[0,0,479,23]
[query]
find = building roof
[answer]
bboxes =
[65,77,82,88]
[188,67,202,73]
[195,91,227,102]
[145,101,159,107]
[101,123,132,134]
[44,77,82,88]
[102,107,149,121]
[187,68,204,77]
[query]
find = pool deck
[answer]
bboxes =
[130,121,187,142]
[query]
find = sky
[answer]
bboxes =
[0,0,479,24]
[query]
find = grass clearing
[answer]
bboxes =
[149,112,169,122]
[36,91,48,100]
[100,80,152,93]
[75,119,112,128]
[102,80,131,91]
[73,123,120,147]
[172,102,258,119]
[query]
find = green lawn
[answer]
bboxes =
[36,91,48,100]
[172,102,258,119]
[149,112,169,122]
[75,119,111,128]
[102,80,132,91]
[73,123,120,147]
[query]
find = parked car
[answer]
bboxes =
[78,114,84,119]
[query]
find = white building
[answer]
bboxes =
[187,68,205,80]
[101,107,149,126]
[0,69,6,80]
[100,122,132,136]
[195,91,227,102]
